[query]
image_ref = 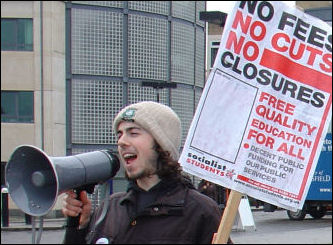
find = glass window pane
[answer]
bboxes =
[1,91,34,123]
[18,92,33,115]
[18,92,34,122]
[1,18,33,51]
[1,92,16,122]
[1,19,17,50]
[18,19,33,51]
[211,47,219,68]
[25,20,33,50]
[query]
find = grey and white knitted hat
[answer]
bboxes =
[113,101,182,161]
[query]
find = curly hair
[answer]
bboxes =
[154,144,194,188]
[154,143,182,179]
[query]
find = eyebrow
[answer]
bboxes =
[117,126,142,134]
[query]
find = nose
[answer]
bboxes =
[117,133,129,147]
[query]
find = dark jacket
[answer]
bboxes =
[64,179,222,244]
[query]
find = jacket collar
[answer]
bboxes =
[119,178,187,207]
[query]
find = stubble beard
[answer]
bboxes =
[125,156,158,181]
[125,143,159,181]
[125,168,155,180]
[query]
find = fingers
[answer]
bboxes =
[62,191,91,216]
[62,190,92,227]
[62,190,82,217]
[80,190,91,206]
[78,191,92,226]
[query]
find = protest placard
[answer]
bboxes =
[179,1,332,212]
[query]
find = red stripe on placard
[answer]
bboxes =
[260,49,332,94]
[237,175,299,199]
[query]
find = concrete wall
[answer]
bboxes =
[1,1,66,214]
[1,1,66,159]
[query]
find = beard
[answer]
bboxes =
[125,154,158,181]
[125,167,155,180]
[123,142,159,181]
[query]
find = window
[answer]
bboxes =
[1,18,33,51]
[1,91,34,123]
[210,41,220,68]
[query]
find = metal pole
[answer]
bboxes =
[156,89,160,103]
[1,187,9,227]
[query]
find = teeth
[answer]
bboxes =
[123,153,136,159]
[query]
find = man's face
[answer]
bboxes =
[117,121,158,180]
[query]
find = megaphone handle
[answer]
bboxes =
[66,188,82,228]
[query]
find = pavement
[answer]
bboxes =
[2,208,332,244]
[1,216,66,231]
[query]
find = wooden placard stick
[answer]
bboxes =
[212,190,243,244]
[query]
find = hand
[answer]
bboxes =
[62,190,92,227]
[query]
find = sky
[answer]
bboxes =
[206,1,237,14]
[207,1,296,13]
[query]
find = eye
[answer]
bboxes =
[129,128,141,136]
[130,131,139,136]
[117,132,123,141]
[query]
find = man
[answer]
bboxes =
[62,101,227,244]
[198,180,219,201]
[198,179,228,213]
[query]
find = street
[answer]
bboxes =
[231,209,332,244]
[1,209,332,244]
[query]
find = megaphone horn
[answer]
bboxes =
[5,145,120,216]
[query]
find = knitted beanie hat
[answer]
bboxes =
[113,101,182,161]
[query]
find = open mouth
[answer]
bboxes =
[123,153,137,164]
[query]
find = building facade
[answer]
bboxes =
[1,1,206,213]
[66,1,206,192]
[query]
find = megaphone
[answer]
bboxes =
[5,145,120,217]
